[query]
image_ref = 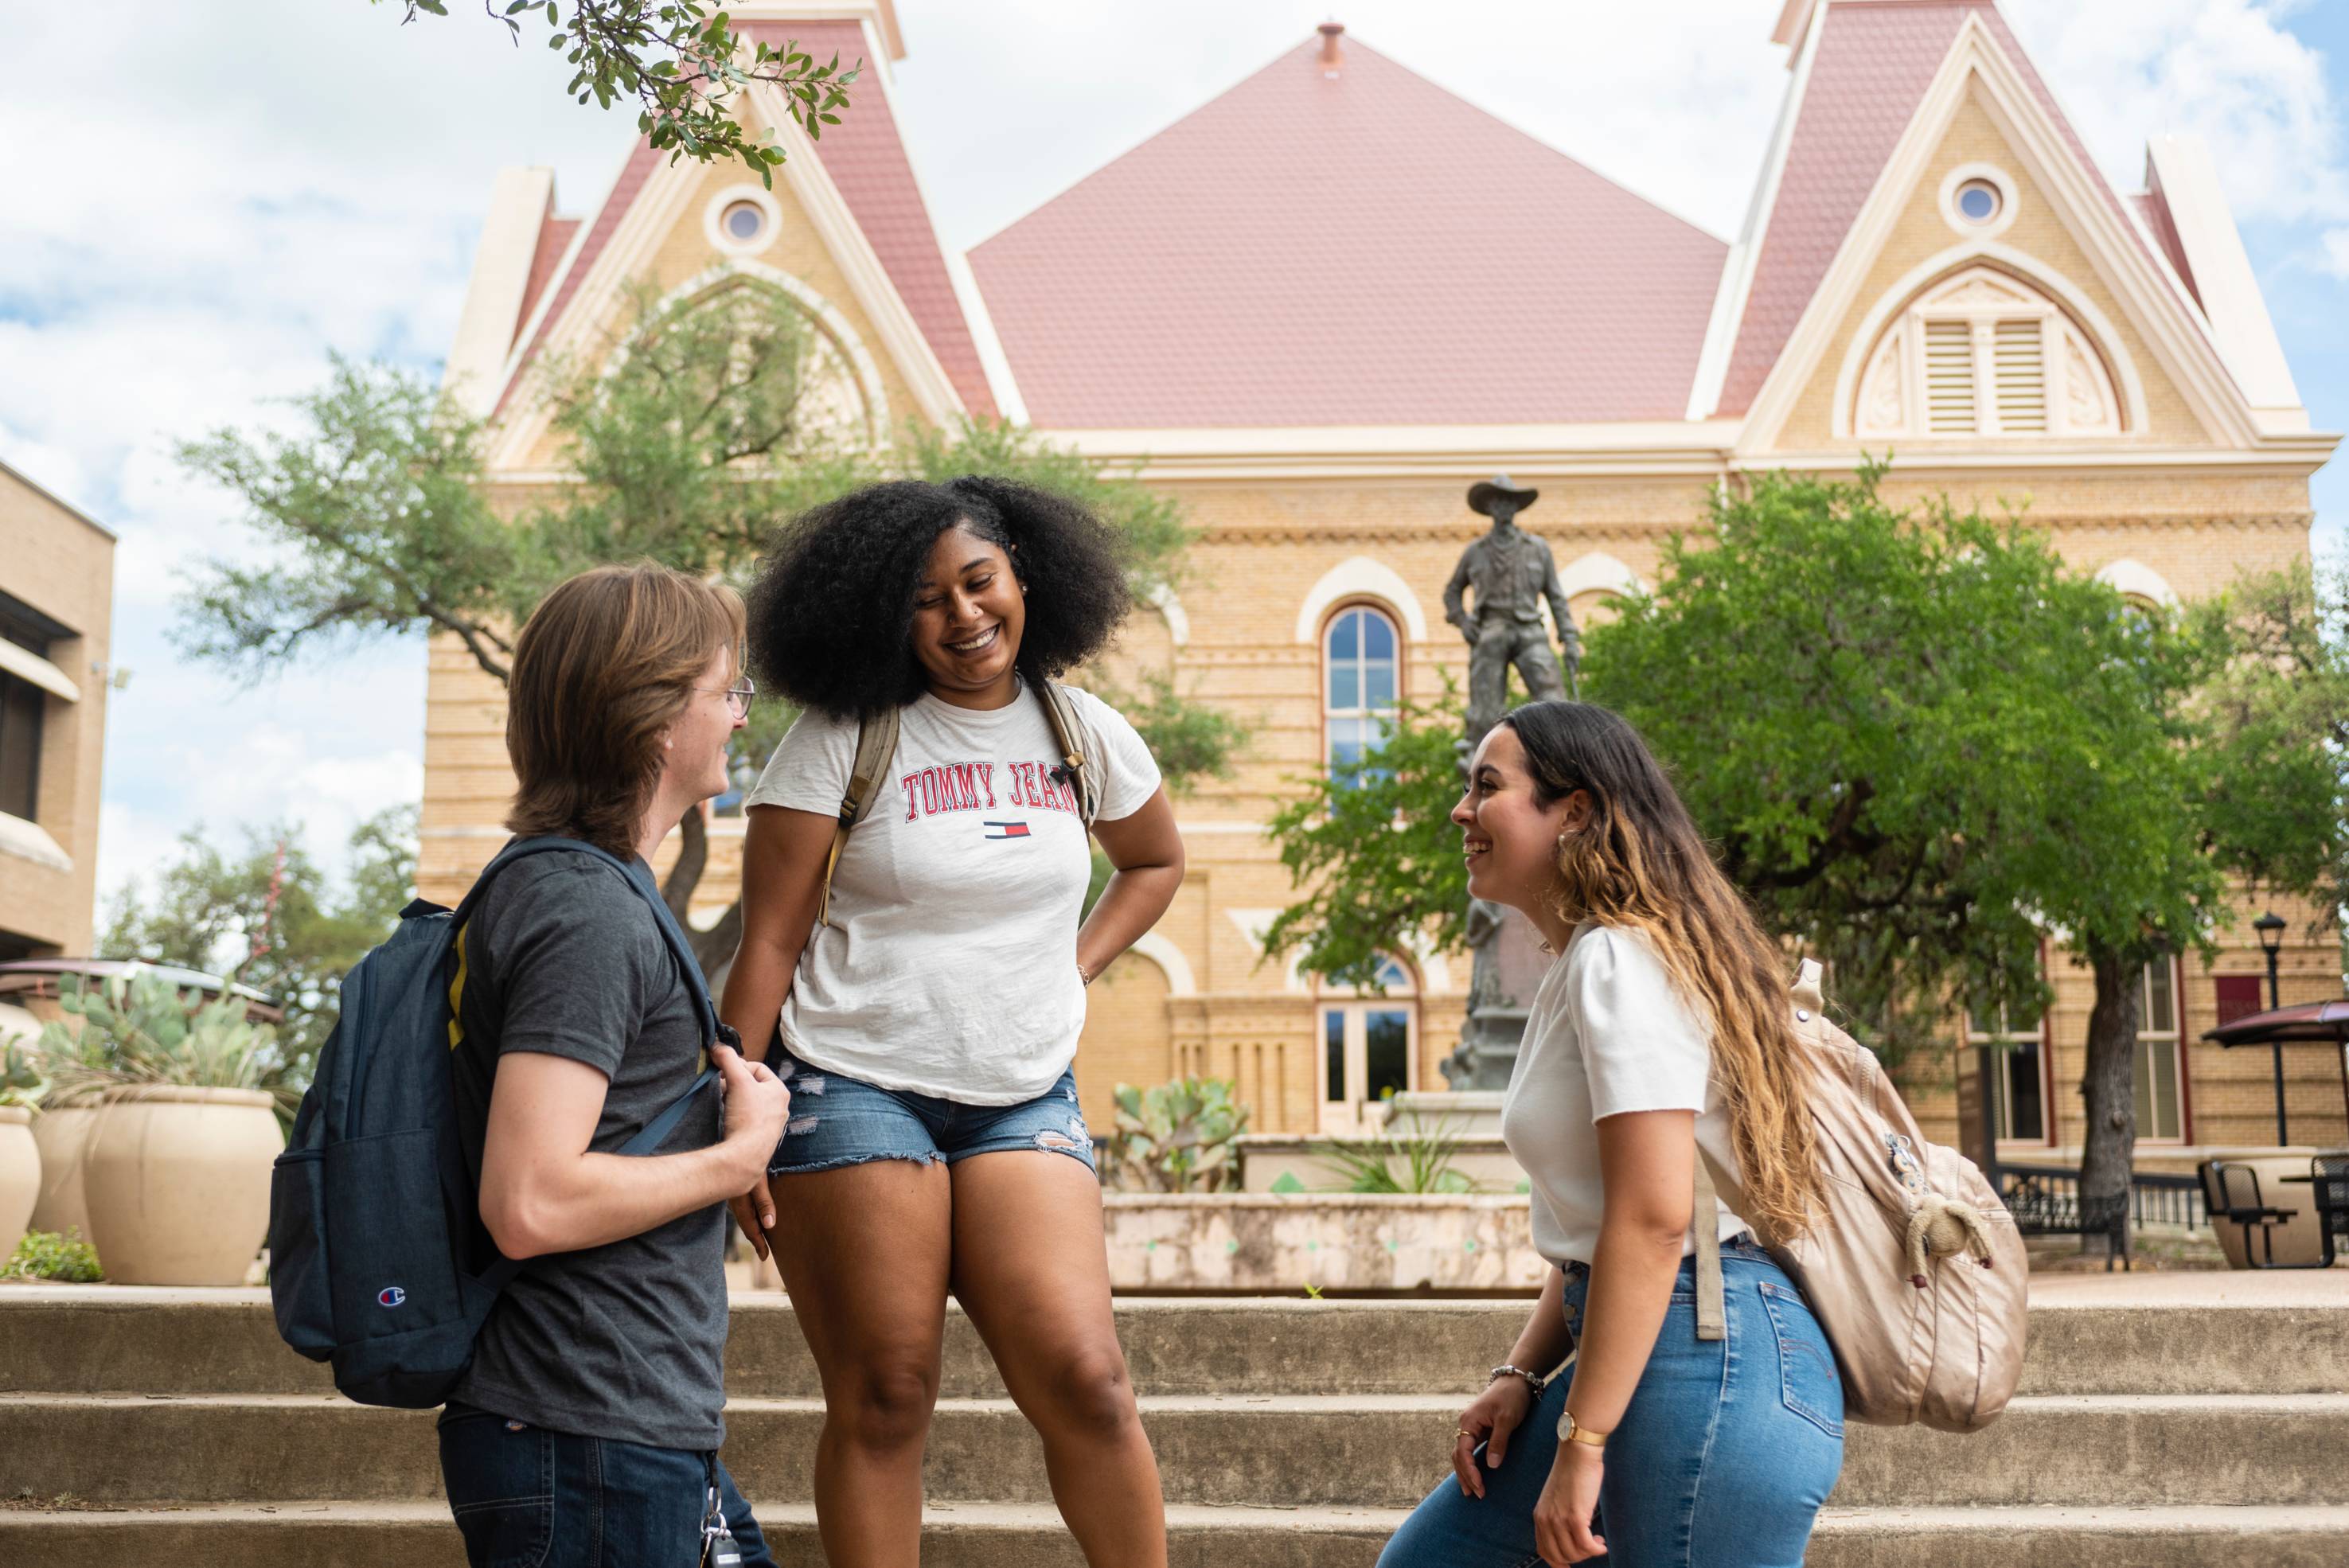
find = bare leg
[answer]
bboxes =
[767,1159,953,1568]
[949,1151,1168,1568]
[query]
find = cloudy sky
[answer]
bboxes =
[3,1,2345,912]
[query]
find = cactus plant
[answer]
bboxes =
[1103,1076,1251,1193]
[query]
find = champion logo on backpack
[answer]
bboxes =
[377,1286,407,1308]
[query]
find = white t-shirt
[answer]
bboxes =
[1499,922,1750,1266]
[744,682,1161,1105]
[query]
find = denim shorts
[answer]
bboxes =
[764,1052,1097,1176]
[1379,1236,1844,1568]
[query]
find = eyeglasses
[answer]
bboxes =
[695,677,756,718]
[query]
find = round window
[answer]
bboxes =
[722,201,767,244]
[1954,179,2002,225]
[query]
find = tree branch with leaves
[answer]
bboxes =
[382,0,858,187]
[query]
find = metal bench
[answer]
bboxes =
[2205,1161,2298,1269]
[2312,1154,2349,1268]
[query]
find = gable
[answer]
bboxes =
[1728,6,2277,461]
[1773,90,2207,452]
[490,152,925,474]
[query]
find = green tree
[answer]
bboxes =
[378,1,859,188]
[1259,690,1469,991]
[2192,557,2349,966]
[1586,470,2124,1060]
[101,806,419,1091]
[177,284,1241,966]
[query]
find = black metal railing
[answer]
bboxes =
[1992,1162,2208,1269]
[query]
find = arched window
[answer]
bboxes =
[1324,604,1399,782]
[1317,954,1418,1134]
[1853,265,2121,439]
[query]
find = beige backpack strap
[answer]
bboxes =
[1690,958,1820,1343]
[1036,678,1100,825]
[1692,1153,1727,1343]
[1793,957,1825,1016]
[817,707,901,929]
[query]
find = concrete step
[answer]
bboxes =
[5,1286,2345,1399]
[6,1391,2344,1511]
[0,1291,1504,1398]
[5,1501,2349,1568]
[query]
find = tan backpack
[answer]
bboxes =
[1691,959,2027,1432]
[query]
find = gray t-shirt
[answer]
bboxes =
[447,848,728,1450]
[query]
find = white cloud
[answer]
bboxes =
[2002,0,2349,226]
[2324,228,2349,277]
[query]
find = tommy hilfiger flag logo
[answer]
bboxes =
[984,821,1031,840]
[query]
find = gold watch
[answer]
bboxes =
[1557,1409,1609,1450]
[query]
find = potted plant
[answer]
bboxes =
[0,1039,43,1260]
[23,1008,115,1242]
[42,972,283,1286]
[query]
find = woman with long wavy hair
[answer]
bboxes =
[1380,700,1842,1568]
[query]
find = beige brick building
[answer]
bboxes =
[426,1,2343,1164]
[0,459,114,962]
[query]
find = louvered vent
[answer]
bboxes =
[1924,320,1976,432]
[1993,319,2047,432]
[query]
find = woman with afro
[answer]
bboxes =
[721,475,1182,1566]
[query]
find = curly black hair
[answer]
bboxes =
[746,475,1133,719]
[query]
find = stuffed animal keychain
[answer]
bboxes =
[1884,1132,1998,1289]
[1903,1195,1998,1289]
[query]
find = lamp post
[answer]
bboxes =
[2254,911,2288,1146]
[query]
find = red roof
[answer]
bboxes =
[1717,2,2164,415]
[2132,186,2201,311]
[968,31,1727,429]
[514,216,579,350]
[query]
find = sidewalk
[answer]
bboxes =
[2027,1266,2348,1307]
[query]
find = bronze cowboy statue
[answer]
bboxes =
[1442,474,1582,746]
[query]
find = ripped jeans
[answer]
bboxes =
[763,1053,1097,1176]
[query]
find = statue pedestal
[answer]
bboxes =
[1386,1090,1506,1138]
[1442,907,1551,1091]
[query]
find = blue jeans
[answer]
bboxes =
[1380,1239,1844,1568]
[438,1402,772,1567]
[765,1054,1097,1176]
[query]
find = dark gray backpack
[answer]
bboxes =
[267,837,721,1408]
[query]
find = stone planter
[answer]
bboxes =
[29,1102,101,1242]
[81,1086,281,1286]
[1102,1193,1544,1294]
[1235,1133,1525,1195]
[0,1107,36,1259]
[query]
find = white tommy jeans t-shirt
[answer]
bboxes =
[744,682,1161,1105]
[1499,922,1750,1267]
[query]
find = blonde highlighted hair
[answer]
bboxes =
[1499,701,1823,1243]
[505,563,745,859]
